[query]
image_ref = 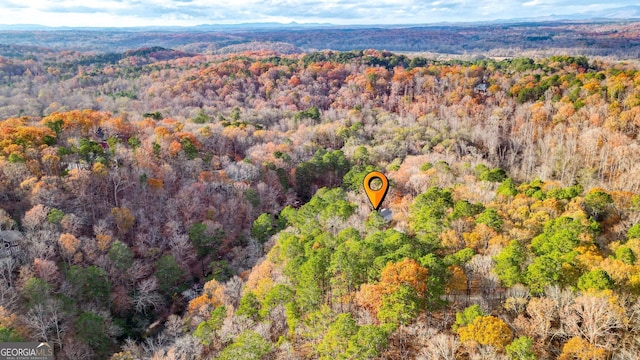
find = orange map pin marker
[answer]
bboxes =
[363,171,389,211]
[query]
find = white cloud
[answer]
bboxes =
[0,0,636,27]
[522,0,544,6]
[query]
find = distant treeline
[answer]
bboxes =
[0,21,639,57]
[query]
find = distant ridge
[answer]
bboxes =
[493,5,640,22]
[0,6,639,31]
[600,5,640,19]
[0,13,638,56]
[0,22,335,31]
[0,24,52,30]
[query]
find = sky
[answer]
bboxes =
[0,0,637,27]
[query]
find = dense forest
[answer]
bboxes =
[1,20,640,56]
[1,37,640,359]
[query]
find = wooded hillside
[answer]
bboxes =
[0,46,640,359]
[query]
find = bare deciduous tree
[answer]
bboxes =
[134,277,164,314]
[25,299,64,349]
[565,294,624,349]
[419,331,460,360]
[224,276,244,309]
[168,234,196,270]
[166,335,203,360]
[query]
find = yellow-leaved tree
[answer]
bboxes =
[457,315,513,351]
[558,337,607,360]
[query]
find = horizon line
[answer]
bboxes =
[1,16,639,30]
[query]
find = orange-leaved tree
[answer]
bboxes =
[187,279,227,323]
[558,337,608,360]
[356,258,428,324]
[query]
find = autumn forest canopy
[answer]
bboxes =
[1,24,640,359]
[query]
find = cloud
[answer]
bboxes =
[44,5,113,13]
[0,0,637,27]
[3,1,29,8]
[522,0,544,6]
